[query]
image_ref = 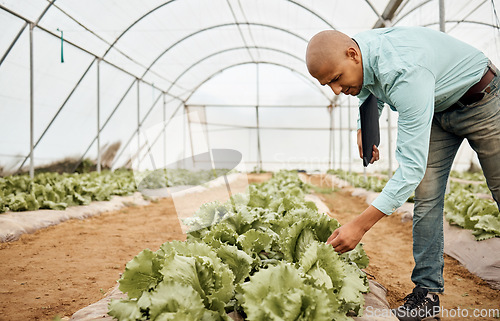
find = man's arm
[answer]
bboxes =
[370,67,435,214]
[328,67,436,253]
[326,205,385,253]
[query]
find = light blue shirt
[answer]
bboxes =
[353,26,488,215]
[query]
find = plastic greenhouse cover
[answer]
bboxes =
[0,0,499,173]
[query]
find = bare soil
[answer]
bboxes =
[0,172,498,321]
[305,174,500,321]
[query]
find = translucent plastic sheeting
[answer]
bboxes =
[189,64,330,107]
[0,27,30,173]
[259,128,331,171]
[205,106,257,129]
[397,2,500,66]
[110,98,185,170]
[1,0,499,174]
[204,126,258,173]
[33,62,97,165]
[98,80,142,168]
[0,10,26,55]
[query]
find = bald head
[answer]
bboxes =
[306,30,358,77]
[305,30,364,96]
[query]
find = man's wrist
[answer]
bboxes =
[355,205,386,233]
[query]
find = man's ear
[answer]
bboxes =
[347,47,360,63]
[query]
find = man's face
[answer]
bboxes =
[310,48,363,96]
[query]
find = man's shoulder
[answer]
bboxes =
[354,26,450,65]
[354,26,435,39]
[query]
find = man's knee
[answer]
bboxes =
[414,168,447,203]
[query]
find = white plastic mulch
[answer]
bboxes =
[0,173,243,243]
[69,185,399,321]
[325,174,500,291]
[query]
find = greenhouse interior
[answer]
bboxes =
[1,0,499,321]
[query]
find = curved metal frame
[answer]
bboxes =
[3,0,500,173]
[140,22,309,79]
[392,0,489,28]
[364,0,384,22]
[184,61,333,104]
[392,0,433,25]
[112,60,335,169]
[164,46,331,101]
[102,0,336,58]
[422,19,500,30]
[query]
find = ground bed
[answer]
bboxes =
[0,173,498,321]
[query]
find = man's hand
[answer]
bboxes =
[326,205,386,253]
[326,220,365,253]
[357,129,380,164]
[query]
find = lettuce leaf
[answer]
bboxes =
[108,298,144,321]
[118,249,163,299]
[298,242,346,294]
[110,171,371,320]
[338,262,369,315]
[215,244,253,284]
[237,229,274,257]
[237,262,336,321]
[183,201,232,232]
[158,242,235,312]
[340,243,370,270]
[110,280,208,321]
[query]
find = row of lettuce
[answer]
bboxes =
[0,169,230,213]
[327,169,500,241]
[444,181,500,240]
[108,171,370,321]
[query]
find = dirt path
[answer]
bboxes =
[304,174,500,320]
[0,174,266,321]
[0,172,498,321]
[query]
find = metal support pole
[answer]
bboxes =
[110,92,164,169]
[339,103,343,170]
[163,93,167,168]
[255,64,263,172]
[29,23,35,178]
[328,105,333,169]
[73,77,136,172]
[16,59,97,174]
[136,80,141,170]
[183,105,187,167]
[202,107,212,157]
[1,0,54,69]
[387,105,393,178]
[186,106,196,166]
[348,96,352,173]
[255,106,262,172]
[96,58,101,173]
[439,0,446,32]
[331,106,335,169]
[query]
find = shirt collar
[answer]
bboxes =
[352,36,375,87]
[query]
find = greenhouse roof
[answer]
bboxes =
[1,0,499,174]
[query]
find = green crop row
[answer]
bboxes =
[0,170,137,213]
[327,169,499,240]
[0,168,234,214]
[445,183,500,240]
[327,169,388,193]
[109,170,370,320]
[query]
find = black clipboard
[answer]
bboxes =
[359,93,380,167]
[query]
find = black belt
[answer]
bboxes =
[446,65,496,112]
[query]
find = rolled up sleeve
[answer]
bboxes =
[371,67,436,215]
